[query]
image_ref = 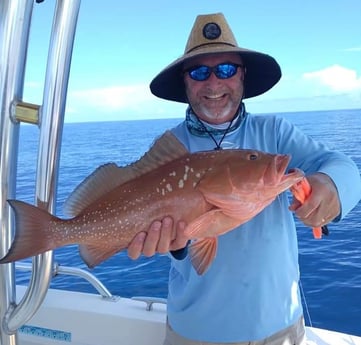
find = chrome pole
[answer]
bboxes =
[5,0,81,333]
[0,1,34,344]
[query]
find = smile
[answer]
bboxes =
[205,93,226,100]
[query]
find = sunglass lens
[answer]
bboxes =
[189,66,210,81]
[216,64,238,79]
[187,63,240,81]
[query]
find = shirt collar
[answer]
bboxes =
[185,103,246,137]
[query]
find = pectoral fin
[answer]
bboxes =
[189,238,217,275]
[185,209,242,238]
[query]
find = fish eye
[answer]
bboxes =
[248,153,258,160]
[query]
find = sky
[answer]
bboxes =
[23,0,361,123]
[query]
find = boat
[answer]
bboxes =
[1,2,361,344]
[13,282,361,345]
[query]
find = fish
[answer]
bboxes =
[289,177,329,239]
[0,131,304,275]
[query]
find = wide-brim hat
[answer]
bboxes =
[150,13,281,103]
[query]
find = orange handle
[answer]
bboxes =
[290,177,323,239]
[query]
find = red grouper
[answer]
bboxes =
[0,131,304,275]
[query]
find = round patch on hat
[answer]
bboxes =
[203,22,221,40]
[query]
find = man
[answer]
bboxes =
[128,13,361,345]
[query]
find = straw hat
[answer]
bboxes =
[150,13,281,103]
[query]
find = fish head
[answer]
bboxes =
[227,150,291,186]
[228,150,303,189]
[200,149,304,199]
[230,150,304,193]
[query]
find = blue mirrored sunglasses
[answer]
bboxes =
[185,63,244,81]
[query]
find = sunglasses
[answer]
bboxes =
[185,63,244,81]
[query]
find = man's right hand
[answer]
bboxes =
[127,216,189,259]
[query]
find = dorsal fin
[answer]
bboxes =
[63,131,188,217]
[63,163,121,217]
[126,130,189,175]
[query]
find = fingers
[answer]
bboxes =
[288,198,302,212]
[127,231,147,260]
[297,204,329,228]
[127,217,188,260]
[127,219,165,259]
[292,173,340,228]
[295,197,331,227]
[149,217,173,255]
[294,196,320,225]
[169,220,189,251]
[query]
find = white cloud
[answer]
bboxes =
[69,84,154,111]
[246,93,361,114]
[343,47,361,52]
[247,65,361,114]
[302,65,361,92]
[64,84,186,122]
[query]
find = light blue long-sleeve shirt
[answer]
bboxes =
[167,111,361,342]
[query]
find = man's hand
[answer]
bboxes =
[127,217,189,259]
[290,172,340,227]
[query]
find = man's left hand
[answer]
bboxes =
[289,172,340,227]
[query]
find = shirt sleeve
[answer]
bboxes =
[170,241,190,260]
[275,116,361,220]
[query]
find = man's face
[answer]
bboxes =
[183,53,245,125]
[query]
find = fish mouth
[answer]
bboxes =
[269,159,304,189]
[281,167,305,188]
[286,168,305,180]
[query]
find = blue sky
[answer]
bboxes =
[23,0,361,123]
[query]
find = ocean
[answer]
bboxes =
[15,108,361,337]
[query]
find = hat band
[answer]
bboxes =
[186,42,237,54]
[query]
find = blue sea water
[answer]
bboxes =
[15,108,361,336]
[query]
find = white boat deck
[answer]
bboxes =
[16,286,361,345]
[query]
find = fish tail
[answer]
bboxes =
[0,200,59,264]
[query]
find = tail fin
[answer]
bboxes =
[0,200,59,264]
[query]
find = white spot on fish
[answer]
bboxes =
[169,171,176,177]
[183,165,190,181]
[166,184,173,192]
[179,180,184,188]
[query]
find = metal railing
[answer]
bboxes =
[0,1,82,343]
[15,263,116,301]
